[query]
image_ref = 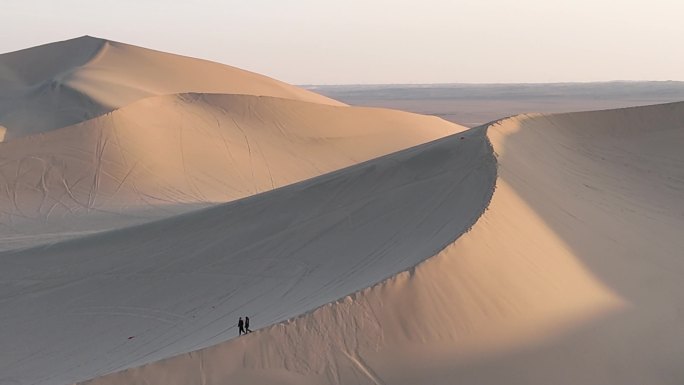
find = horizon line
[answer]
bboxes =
[300,80,684,87]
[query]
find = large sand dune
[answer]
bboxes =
[1,38,463,251]
[0,36,342,141]
[72,102,684,385]
[0,93,461,250]
[0,127,495,385]
[2,37,683,385]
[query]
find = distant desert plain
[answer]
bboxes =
[1,37,683,385]
[309,82,684,127]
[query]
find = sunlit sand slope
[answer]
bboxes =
[83,102,684,385]
[0,93,462,250]
[0,36,342,140]
[0,128,495,385]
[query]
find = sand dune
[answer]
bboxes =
[1,38,463,251]
[75,102,684,385]
[0,36,342,141]
[0,93,462,250]
[2,37,683,385]
[0,127,495,385]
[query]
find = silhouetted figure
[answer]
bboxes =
[245,316,252,333]
[238,317,245,336]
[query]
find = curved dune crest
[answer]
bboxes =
[0,93,463,250]
[81,102,684,385]
[0,128,495,385]
[0,36,343,140]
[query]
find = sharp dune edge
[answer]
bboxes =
[1,123,495,385]
[1,38,683,385]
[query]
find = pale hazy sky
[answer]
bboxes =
[2,0,683,84]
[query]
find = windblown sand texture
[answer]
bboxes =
[1,37,683,385]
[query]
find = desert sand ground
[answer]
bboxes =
[1,37,683,385]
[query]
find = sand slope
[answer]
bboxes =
[0,36,343,141]
[77,102,684,385]
[0,93,462,250]
[0,128,495,385]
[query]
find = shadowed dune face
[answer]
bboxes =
[0,36,105,86]
[0,93,462,250]
[0,36,343,141]
[0,37,110,139]
[0,128,495,385]
[81,103,684,385]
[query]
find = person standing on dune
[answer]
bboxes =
[245,316,252,333]
[238,317,245,336]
